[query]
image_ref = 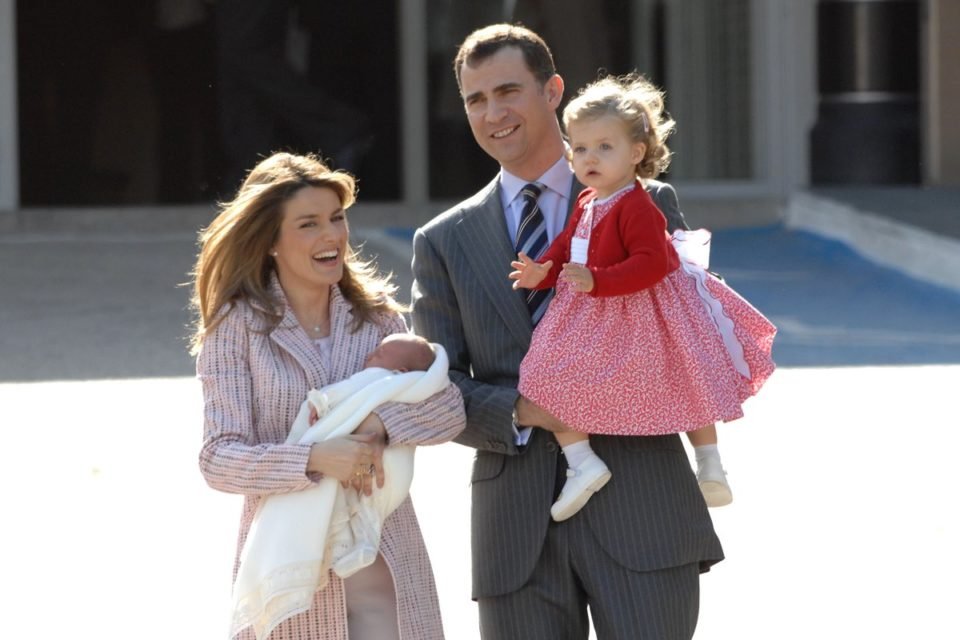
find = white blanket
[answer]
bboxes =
[229,345,450,640]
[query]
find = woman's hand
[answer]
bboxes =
[306,433,378,489]
[352,413,387,494]
[560,262,594,292]
[509,252,552,289]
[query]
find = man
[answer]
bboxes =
[410,24,723,639]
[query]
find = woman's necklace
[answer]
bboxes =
[291,294,329,337]
[297,307,329,337]
[306,317,328,336]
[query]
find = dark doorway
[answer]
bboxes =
[16,1,400,206]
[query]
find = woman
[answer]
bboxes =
[190,152,465,640]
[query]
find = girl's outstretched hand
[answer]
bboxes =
[509,252,553,289]
[560,262,595,292]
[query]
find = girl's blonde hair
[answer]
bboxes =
[562,74,676,179]
[189,152,402,354]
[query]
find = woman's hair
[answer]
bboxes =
[189,152,402,354]
[454,23,556,91]
[562,74,677,179]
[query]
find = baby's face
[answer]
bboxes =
[365,338,427,371]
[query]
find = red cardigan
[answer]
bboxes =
[536,183,680,297]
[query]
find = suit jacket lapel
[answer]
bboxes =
[455,178,534,345]
[454,175,585,345]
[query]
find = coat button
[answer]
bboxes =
[545,441,558,453]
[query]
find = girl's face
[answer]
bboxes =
[271,186,349,296]
[567,115,646,199]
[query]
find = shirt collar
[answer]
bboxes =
[499,155,573,204]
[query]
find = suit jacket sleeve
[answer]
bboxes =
[411,226,522,455]
[648,180,691,234]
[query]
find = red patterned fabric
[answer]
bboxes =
[197,282,465,639]
[519,184,776,435]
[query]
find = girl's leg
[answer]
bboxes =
[686,424,732,507]
[554,430,588,447]
[686,423,717,447]
[554,431,595,469]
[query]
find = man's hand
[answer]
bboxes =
[515,395,570,433]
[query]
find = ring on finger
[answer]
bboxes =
[367,463,376,475]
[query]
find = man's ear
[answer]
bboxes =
[545,74,564,108]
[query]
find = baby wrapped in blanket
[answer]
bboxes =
[230,333,449,639]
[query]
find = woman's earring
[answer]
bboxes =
[270,250,278,257]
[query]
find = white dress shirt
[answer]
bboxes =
[500,155,574,445]
[499,156,574,248]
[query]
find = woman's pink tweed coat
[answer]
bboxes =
[198,283,465,639]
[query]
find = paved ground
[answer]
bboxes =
[810,186,960,238]
[1,221,958,638]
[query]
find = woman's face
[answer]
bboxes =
[271,186,349,295]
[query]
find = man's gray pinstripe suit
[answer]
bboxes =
[410,175,724,639]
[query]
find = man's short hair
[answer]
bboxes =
[454,23,557,92]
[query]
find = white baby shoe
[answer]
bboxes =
[550,455,612,522]
[697,456,733,507]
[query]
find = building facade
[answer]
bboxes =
[0,0,956,219]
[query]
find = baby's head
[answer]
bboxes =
[364,333,436,372]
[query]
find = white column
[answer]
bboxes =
[0,0,18,212]
[664,0,754,181]
[924,0,960,185]
[399,0,429,209]
[752,0,817,195]
[630,0,657,76]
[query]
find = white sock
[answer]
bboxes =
[561,440,596,469]
[694,444,721,467]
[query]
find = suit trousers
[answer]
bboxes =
[477,514,701,640]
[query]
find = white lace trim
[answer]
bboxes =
[673,230,751,379]
[231,560,328,640]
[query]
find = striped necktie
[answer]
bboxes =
[515,183,551,324]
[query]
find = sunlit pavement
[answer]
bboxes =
[2,225,958,638]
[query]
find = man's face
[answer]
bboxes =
[459,46,563,177]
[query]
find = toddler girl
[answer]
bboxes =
[511,74,776,521]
